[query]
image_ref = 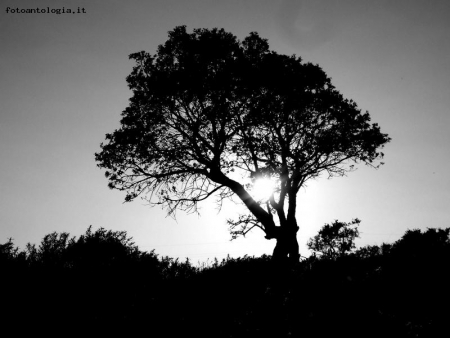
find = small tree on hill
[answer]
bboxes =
[95,26,390,263]
[307,219,361,259]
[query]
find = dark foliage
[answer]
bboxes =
[1,226,449,337]
[95,26,390,261]
[307,218,360,258]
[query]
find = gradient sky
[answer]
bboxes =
[1,0,449,263]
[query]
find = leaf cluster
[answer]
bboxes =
[307,218,361,258]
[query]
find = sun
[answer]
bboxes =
[251,177,276,201]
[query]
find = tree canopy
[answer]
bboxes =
[307,219,361,259]
[95,26,390,261]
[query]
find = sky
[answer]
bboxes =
[1,0,449,264]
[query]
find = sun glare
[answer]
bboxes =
[251,178,276,201]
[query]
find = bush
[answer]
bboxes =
[307,219,360,259]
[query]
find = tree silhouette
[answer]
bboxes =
[307,219,360,259]
[64,225,141,270]
[95,26,390,263]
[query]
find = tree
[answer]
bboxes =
[95,26,390,263]
[390,227,450,262]
[64,226,142,270]
[307,219,361,259]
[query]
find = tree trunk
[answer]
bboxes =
[272,225,300,264]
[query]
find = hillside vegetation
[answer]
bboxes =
[1,226,449,337]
